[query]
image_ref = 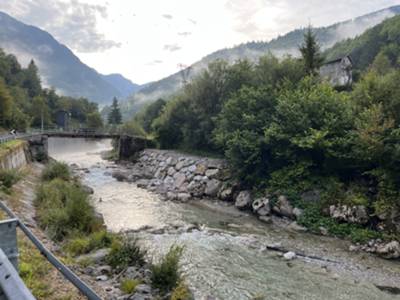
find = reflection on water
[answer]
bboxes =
[48,137,400,300]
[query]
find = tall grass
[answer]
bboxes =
[41,161,70,181]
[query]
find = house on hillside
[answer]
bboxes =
[319,56,353,87]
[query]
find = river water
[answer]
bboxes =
[48,137,400,300]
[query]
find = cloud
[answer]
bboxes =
[146,60,163,66]
[178,31,192,37]
[163,44,182,52]
[162,14,173,20]
[225,0,400,40]
[0,0,120,53]
[188,18,197,25]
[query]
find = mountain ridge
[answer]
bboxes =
[0,11,140,105]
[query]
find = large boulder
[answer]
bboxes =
[174,173,187,189]
[376,241,400,259]
[205,169,219,179]
[235,191,252,210]
[329,205,369,225]
[187,181,205,197]
[205,179,222,197]
[273,195,295,219]
[252,197,271,216]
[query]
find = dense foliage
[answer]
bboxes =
[137,17,400,240]
[0,48,103,132]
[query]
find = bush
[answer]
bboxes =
[106,237,146,269]
[41,161,70,181]
[171,281,192,300]
[66,230,116,256]
[120,279,141,294]
[151,245,184,294]
[0,169,21,191]
[35,179,98,241]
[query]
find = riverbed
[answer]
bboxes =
[48,137,400,300]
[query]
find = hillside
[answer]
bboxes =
[119,5,400,118]
[0,11,140,105]
[324,14,400,73]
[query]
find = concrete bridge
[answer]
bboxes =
[0,130,151,161]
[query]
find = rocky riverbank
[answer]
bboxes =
[112,149,400,261]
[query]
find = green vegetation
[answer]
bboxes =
[134,17,400,242]
[170,281,192,300]
[41,161,70,181]
[65,230,115,256]
[120,279,141,294]
[35,162,101,241]
[106,237,146,269]
[108,97,123,125]
[0,139,26,158]
[0,48,103,132]
[0,169,21,193]
[151,245,184,294]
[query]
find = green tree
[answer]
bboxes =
[23,60,41,98]
[86,112,103,129]
[0,78,12,127]
[299,26,324,75]
[108,97,122,125]
[135,98,166,132]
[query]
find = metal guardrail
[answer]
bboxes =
[0,201,101,300]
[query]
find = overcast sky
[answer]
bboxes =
[0,0,399,84]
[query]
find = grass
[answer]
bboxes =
[41,161,71,181]
[65,230,116,256]
[170,281,192,300]
[106,236,146,269]
[0,169,22,193]
[120,279,141,294]
[0,139,26,159]
[151,245,184,294]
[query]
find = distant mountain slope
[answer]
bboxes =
[102,73,143,99]
[0,11,140,105]
[121,5,400,118]
[324,14,400,73]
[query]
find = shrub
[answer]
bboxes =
[35,179,98,241]
[41,161,70,181]
[120,279,141,294]
[106,237,146,269]
[0,169,21,191]
[66,230,116,256]
[151,245,184,294]
[171,281,192,300]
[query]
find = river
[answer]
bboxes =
[48,137,400,300]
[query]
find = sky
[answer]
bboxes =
[0,0,399,84]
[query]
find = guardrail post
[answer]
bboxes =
[0,219,19,270]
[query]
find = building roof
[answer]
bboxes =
[323,55,353,66]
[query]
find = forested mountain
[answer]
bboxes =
[0,47,103,132]
[0,11,140,105]
[119,5,400,118]
[324,14,400,76]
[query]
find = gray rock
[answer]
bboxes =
[319,226,329,236]
[166,192,177,200]
[125,266,140,279]
[135,284,152,294]
[195,163,207,175]
[205,168,219,179]
[166,157,177,166]
[188,164,197,173]
[376,241,400,259]
[112,171,129,182]
[283,251,297,260]
[174,173,186,189]
[96,275,108,281]
[287,221,307,232]
[205,179,222,197]
[329,205,369,225]
[136,179,149,188]
[76,248,110,264]
[81,184,94,194]
[177,193,191,202]
[293,207,304,219]
[235,191,252,209]
[167,167,176,176]
[252,197,271,216]
[218,186,234,201]
[163,176,174,186]
[273,195,295,219]
[128,294,152,300]
[187,181,205,197]
[97,265,112,274]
